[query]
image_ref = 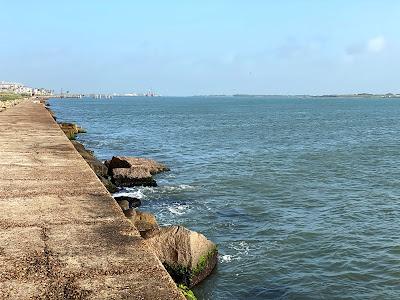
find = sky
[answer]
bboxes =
[1,0,400,95]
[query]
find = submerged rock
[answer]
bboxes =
[114,196,141,208]
[145,226,218,287]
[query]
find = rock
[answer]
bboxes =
[116,199,130,210]
[71,141,94,160]
[98,175,118,193]
[87,159,108,177]
[104,159,111,169]
[46,108,56,121]
[145,226,218,287]
[123,208,136,220]
[133,210,159,235]
[59,122,86,140]
[107,156,169,187]
[114,196,141,208]
[121,209,159,237]
[108,156,169,175]
[71,141,108,177]
[111,167,157,187]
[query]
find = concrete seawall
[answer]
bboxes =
[0,101,185,299]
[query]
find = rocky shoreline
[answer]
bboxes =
[49,100,217,299]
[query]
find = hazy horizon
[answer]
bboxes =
[1,1,400,96]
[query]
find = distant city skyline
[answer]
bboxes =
[1,1,400,96]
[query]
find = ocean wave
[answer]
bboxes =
[113,184,195,200]
[220,255,233,263]
[167,203,190,215]
[113,188,147,199]
[222,241,261,262]
[160,184,195,192]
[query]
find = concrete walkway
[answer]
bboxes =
[0,101,184,299]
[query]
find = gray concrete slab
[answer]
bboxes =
[0,101,184,299]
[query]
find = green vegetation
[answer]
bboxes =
[0,93,24,102]
[163,246,218,288]
[178,284,197,300]
[192,246,218,277]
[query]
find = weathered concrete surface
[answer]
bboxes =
[0,101,185,299]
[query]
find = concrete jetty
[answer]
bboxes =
[0,101,185,299]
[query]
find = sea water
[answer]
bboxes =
[49,96,400,299]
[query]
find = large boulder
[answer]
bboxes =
[107,156,169,187]
[145,226,218,287]
[111,167,157,187]
[108,156,170,175]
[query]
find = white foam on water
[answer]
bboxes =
[113,188,147,199]
[161,184,195,192]
[220,255,232,263]
[113,184,194,200]
[167,203,190,215]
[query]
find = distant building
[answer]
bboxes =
[0,81,52,96]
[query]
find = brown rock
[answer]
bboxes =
[116,199,130,211]
[134,210,159,234]
[145,226,218,287]
[114,196,141,208]
[111,167,157,187]
[71,141,94,160]
[86,159,108,177]
[98,175,118,193]
[71,141,108,177]
[123,208,136,220]
[108,156,169,175]
[59,122,86,140]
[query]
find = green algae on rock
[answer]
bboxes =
[178,284,197,300]
[145,226,218,287]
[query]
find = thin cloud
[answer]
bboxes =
[367,36,386,53]
[346,35,387,57]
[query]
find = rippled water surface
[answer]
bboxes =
[50,96,400,299]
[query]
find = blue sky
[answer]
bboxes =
[1,1,399,95]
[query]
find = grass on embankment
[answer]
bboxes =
[0,93,27,102]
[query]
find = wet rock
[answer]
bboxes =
[114,196,141,208]
[145,226,218,287]
[111,167,157,187]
